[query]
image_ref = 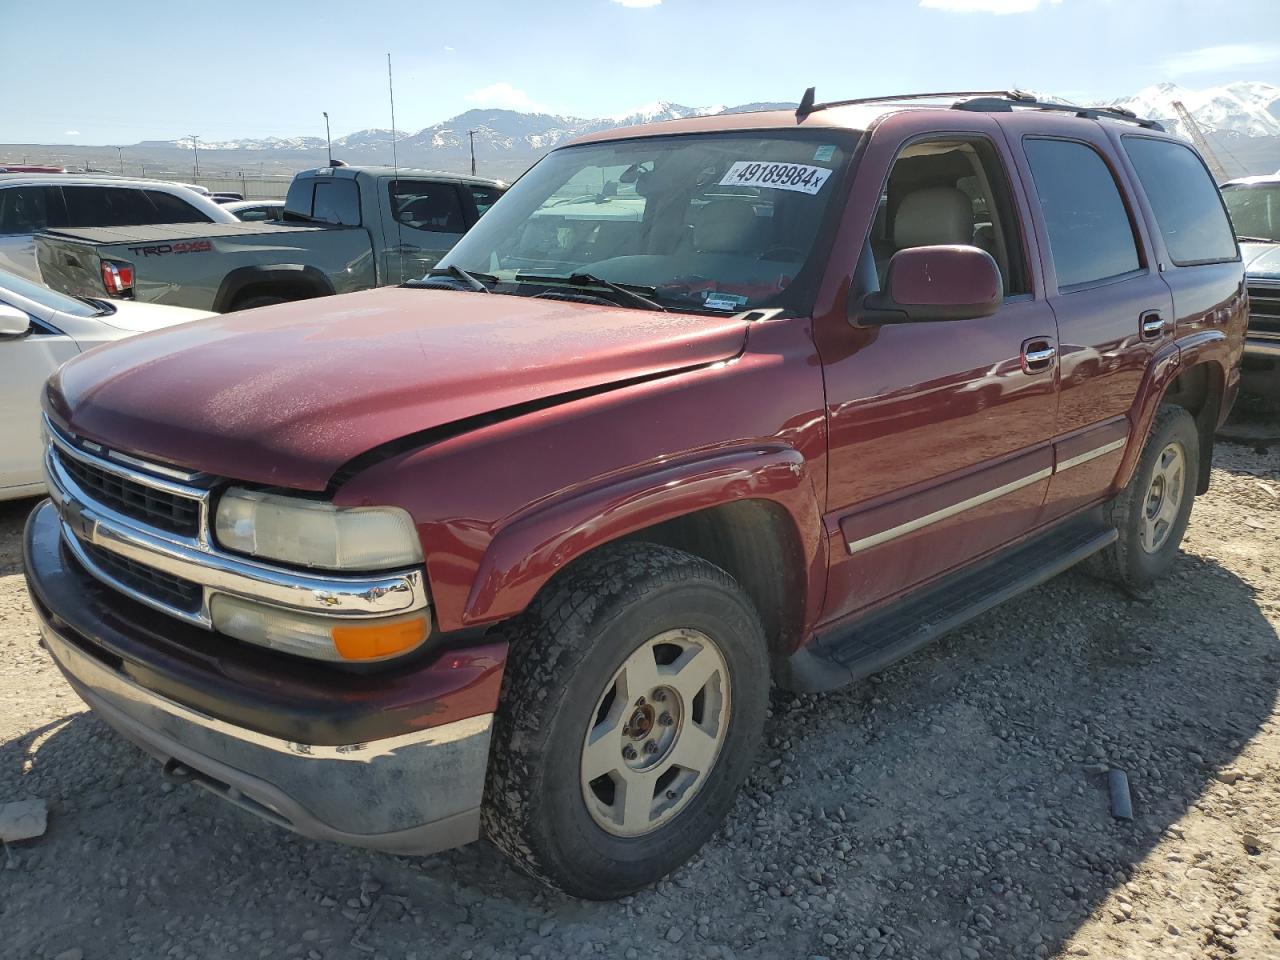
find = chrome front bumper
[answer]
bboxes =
[42,417,428,630]
[30,524,491,853]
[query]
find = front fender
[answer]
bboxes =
[461,444,825,629]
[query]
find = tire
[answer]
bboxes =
[483,542,770,899]
[1087,404,1199,594]
[230,295,289,311]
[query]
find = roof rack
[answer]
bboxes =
[795,87,1165,131]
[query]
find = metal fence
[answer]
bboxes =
[146,174,294,200]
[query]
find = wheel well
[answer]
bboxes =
[1161,361,1222,495]
[616,500,807,665]
[229,280,319,309]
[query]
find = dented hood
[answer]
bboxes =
[47,287,749,490]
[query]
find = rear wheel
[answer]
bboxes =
[483,542,769,899]
[1088,404,1199,593]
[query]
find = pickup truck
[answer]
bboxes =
[1220,173,1280,399]
[24,91,1245,900]
[34,165,506,311]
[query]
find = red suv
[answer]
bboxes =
[24,91,1246,899]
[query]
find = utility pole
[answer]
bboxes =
[116,146,124,175]
[188,134,200,179]
[323,111,333,166]
[468,129,477,176]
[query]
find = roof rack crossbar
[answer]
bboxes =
[794,86,1164,131]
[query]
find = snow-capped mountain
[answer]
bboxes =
[15,86,1278,180]
[1108,81,1280,138]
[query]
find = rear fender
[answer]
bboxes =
[461,444,826,632]
[1118,330,1229,492]
[212,264,336,312]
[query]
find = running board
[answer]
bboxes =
[783,517,1117,693]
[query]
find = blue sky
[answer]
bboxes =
[6,0,1279,144]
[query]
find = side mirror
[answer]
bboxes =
[0,304,32,340]
[853,245,1002,325]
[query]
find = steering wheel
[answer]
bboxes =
[758,246,805,262]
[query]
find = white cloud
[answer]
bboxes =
[1163,43,1280,76]
[64,130,80,136]
[464,82,550,113]
[920,0,1059,12]
[611,0,661,7]
[443,45,455,53]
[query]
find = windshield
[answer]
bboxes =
[1222,183,1280,242]
[439,131,855,313]
[0,269,102,317]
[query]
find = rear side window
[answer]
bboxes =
[1122,137,1237,265]
[390,180,465,233]
[62,186,159,228]
[0,186,49,234]
[1024,139,1141,289]
[145,190,212,225]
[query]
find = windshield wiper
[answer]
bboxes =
[405,265,496,292]
[76,295,115,317]
[514,272,666,312]
[1236,234,1279,244]
[431,264,493,292]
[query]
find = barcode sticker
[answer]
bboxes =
[719,161,832,195]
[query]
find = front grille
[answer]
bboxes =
[1247,283,1280,336]
[81,541,203,613]
[55,447,201,537]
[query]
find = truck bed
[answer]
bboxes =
[37,220,377,312]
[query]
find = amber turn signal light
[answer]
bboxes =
[332,613,429,661]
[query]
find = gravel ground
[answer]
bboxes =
[2,425,1278,960]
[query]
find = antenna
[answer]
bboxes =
[387,53,405,283]
[796,87,816,118]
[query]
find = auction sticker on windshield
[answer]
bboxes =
[719,161,832,195]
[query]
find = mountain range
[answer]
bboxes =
[5,84,1278,183]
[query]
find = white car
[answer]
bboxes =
[0,270,214,501]
[222,199,285,222]
[0,174,238,282]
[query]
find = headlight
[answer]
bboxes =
[214,487,423,571]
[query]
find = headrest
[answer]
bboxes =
[893,187,974,249]
[693,199,757,254]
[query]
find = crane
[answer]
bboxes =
[1171,101,1230,182]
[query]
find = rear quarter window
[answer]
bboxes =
[145,190,213,224]
[1121,137,1238,265]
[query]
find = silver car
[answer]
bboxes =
[0,174,237,281]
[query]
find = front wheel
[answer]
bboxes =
[483,543,769,899]
[1088,404,1199,593]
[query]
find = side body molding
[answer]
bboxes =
[461,444,826,631]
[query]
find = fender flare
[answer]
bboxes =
[459,444,826,630]
[1117,329,1229,492]
[212,263,336,312]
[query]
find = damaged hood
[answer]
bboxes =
[47,287,749,490]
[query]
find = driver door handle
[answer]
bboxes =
[1140,310,1167,341]
[1021,336,1057,374]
